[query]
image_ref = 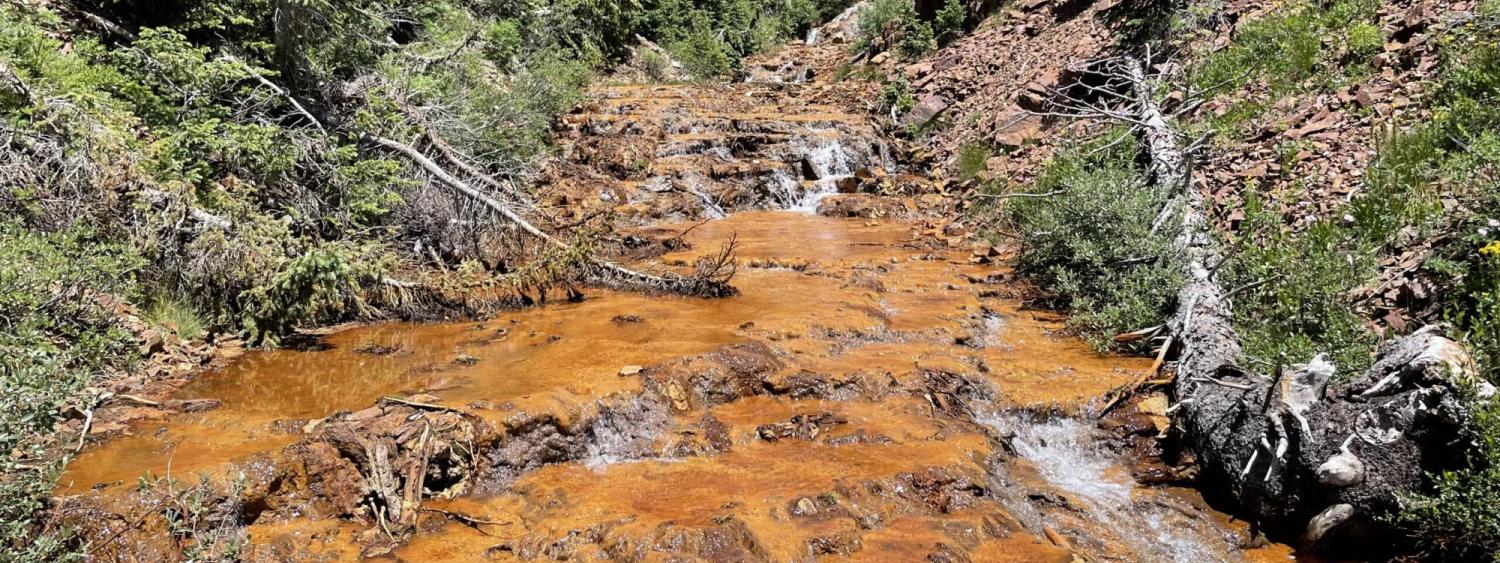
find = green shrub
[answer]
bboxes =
[999,129,1184,351]
[1222,196,1380,374]
[956,142,991,180]
[668,17,740,78]
[482,19,524,67]
[853,0,956,59]
[934,0,967,44]
[898,20,937,59]
[856,0,917,54]
[640,48,672,81]
[0,223,142,561]
[640,0,844,78]
[879,73,916,116]
[1344,22,1384,58]
[238,242,392,346]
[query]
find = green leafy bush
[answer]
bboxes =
[898,20,937,59]
[999,129,1185,351]
[856,0,917,54]
[640,0,845,78]
[238,242,393,346]
[667,13,742,78]
[1222,195,1380,374]
[483,19,525,67]
[1344,22,1384,58]
[879,73,917,116]
[0,223,142,560]
[935,0,967,44]
[1192,0,1379,92]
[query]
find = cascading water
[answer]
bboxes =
[766,169,803,209]
[783,135,857,213]
[977,411,1245,562]
[679,174,727,218]
[805,136,855,178]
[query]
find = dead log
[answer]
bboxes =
[367,135,735,297]
[1111,56,1490,550]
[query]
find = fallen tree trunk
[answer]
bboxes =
[367,135,735,298]
[1116,57,1490,552]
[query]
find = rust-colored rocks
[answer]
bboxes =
[756,411,849,441]
[642,341,783,412]
[900,93,952,129]
[537,81,912,224]
[902,0,1116,179]
[816,193,918,218]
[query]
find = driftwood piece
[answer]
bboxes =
[368,135,735,297]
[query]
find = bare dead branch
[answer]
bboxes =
[223,55,325,134]
[974,189,1066,199]
[368,135,735,297]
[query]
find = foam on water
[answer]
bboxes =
[805,137,855,179]
[787,175,847,213]
[771,135,856,213]
[679,175,727,218]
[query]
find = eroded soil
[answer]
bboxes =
[55,36,1297,562]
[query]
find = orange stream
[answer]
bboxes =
[61,211,1295,561]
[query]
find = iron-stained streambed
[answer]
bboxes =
[57,71,1297,561]
[59,211,1296,561]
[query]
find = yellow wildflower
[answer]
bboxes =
[1483,240,1500,257]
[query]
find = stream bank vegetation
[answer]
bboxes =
[0,0,856,557]
[991,127,1184,354]
[978,0,1500,558]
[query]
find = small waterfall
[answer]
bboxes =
[679,174,727,218]
[767,169,802,208]
[805,137,855,179]
[759,134,864,214]
[977,412,1240,562]
[790,175,848,213]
